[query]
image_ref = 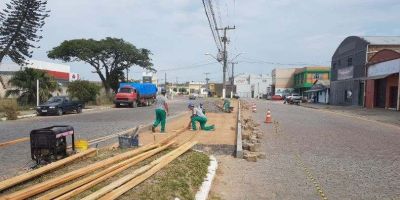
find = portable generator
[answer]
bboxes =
[30,125,75,164]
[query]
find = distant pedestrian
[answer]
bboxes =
[188,103,215,131]
[152,89,169,133]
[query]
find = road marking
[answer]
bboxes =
[295,154,328,200]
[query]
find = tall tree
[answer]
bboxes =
[48,37,154,95]
[0,0,49,89]
[6,68,59,105]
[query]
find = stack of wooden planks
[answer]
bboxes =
[0,127,195,200]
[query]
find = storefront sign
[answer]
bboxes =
[368,59,400,77]
[337,66,354,80]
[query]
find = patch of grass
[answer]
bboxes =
[121,150,210,200]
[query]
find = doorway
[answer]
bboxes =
[389,86,398,108]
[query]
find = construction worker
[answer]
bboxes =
[152,89,169,133]
[223,98,231,113]
[188,103,215,131]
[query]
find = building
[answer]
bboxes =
[272,68,297,96]
[330,36,400,106]
[365,49,400,110]
[234,73,271,98]
[188,81,205,94]
[305,80,330,104]
[293,66,330,96]
[0,60,77,97]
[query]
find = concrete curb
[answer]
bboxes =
[235,101,243,158]
[195,155,218,200]
[1,113,37,121]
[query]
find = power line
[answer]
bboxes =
[202,0,222,51]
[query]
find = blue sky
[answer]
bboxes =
[2,0,400,83]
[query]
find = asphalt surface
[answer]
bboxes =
[213,99,400,199]
[0,97,192,180]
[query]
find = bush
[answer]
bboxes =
[67,80,101,103]
[94,93,114,106]
[0,99,20,120]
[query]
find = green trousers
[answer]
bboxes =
[191,116,215,131]
[153,109,166,132]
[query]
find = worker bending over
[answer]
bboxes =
[152,89,169,133]
[188,103,215,131]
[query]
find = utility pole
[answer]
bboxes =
[204,72,210,98]
[217,26,235,98]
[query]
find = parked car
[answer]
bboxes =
[271,95,283,100]
[36,96,84,116]
[114,82,157,108]
[188,93,198,100]
[285,93,302,105]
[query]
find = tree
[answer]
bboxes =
[0,0,50,89]
[48,37,154,95]
[0,0,50,64]
[67,80,100,103]
[6,68,58,105]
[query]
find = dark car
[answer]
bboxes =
[36,96,84,116]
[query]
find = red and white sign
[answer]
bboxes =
[69,73,80,81]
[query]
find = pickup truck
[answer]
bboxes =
[285,93,302,105]
[36,96,84,116]
[114,82,157,108]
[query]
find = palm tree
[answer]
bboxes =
[5,68,59,105]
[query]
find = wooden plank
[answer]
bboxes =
[99,141,197,200]
[39,141,175,200]
[83,141,197,200]
[0,148,96,192]
[0,137,29,148]
[1,143,158,200]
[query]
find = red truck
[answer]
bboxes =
[114,82,158,108]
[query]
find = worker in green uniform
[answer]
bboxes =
[188,103,215,131]
[152,89,169,133]
[223,98,231,113]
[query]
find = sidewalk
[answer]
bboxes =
[300,103,400,127]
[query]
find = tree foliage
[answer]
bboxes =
[5,68,58,105]
[67,80,100,103]
[0,0,50,65]
[48,37,154,94]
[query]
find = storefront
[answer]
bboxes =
[305,80,330,104]
[365,49,400,111]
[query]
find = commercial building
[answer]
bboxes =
[271,68,297,96]
[330,36,400,106]
[234,73,271,98]
[293,66,330,96]
[305,80,330,104]
[365,49,400,110]
[0,60,78,97]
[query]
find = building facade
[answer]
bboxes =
[305,80,330,104]
[330,36,400,106]
[234,73,271,98]
[293,66,330,96]
[271,68,296,96]
[365,49,400,110]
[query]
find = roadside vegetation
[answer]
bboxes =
[67,80,101,104]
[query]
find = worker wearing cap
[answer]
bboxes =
[152,89,169,133]
[223,99,231,113]
[188,103,215,131]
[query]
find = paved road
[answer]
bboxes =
[0,97,190,180]
[213,100,400,199]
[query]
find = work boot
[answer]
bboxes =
[151,126,155,133]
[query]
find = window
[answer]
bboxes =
[347,57,353,66]
[314,73,320,79]
[338,59,341,67]
[332,62,337,69]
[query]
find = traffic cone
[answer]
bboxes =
[265,109,272,123]
[252,103,257,113]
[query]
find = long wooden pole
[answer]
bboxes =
[40,141,175,200]
[0,148,96,192]
[83,141,196,200]
[99,141,197,200]
[1,143,158,200]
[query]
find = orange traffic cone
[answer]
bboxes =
[265,109,272,123]
[252,103,257,113]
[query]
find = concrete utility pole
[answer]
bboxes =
[204,72,210,97]
[217,26,235,98]
[36,79,39,106]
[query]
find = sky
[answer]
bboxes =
[2,0,400,83]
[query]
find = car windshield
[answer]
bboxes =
[119,88,131,93]
[47,97,63,103]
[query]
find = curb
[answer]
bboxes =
[1,113,37,121]
[235,101,243,158]
[195,155,218,200]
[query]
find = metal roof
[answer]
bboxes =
[361,36,400,45]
